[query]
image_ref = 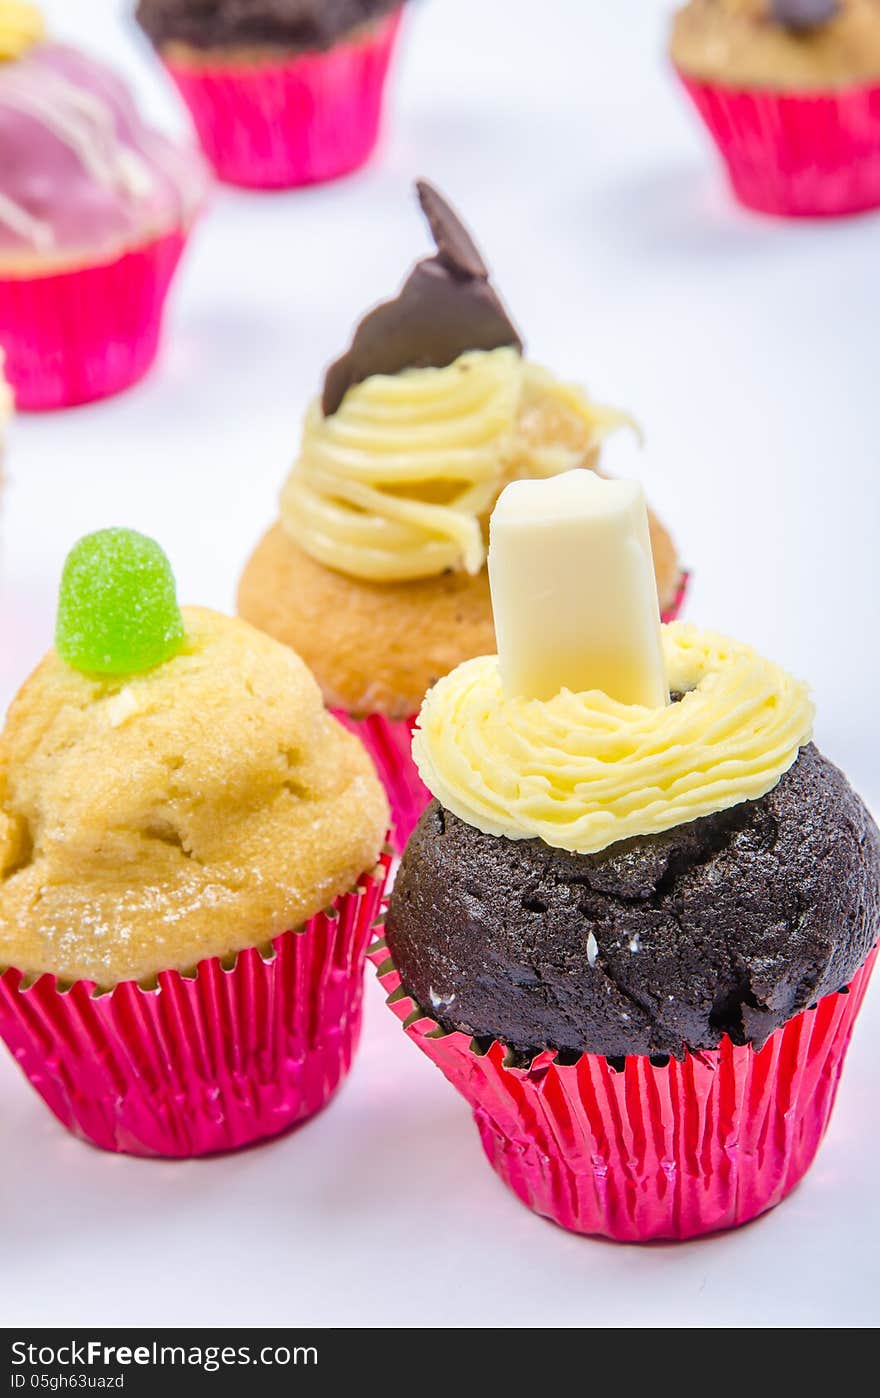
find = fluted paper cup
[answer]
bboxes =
[370,936,876,1242]
[0,855,389,1158]
[0,229,190,411]
[163,10,403,189]
[332,711,425,852]
[677,71,880,217]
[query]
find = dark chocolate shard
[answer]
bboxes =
[416,179,489,279]
[770,0,838,32]
[321,180,523,417]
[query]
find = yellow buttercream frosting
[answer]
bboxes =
[0,1,44,62]
[413,622,814,854]
[280,348,629,583]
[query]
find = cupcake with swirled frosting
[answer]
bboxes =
[374,472,880,1242]
[0,3,208,408]
[238,181,686,849]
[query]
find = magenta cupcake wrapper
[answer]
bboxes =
[163,10,403,189]
[0,229,188,411]
[334,571,690,854]
[0,855,389,1158]
[370,938,877,1242]
[663,568,689,623]
[677,71,880,217]
[332,710,425,852]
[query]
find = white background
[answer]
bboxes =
[1,0,878,1328]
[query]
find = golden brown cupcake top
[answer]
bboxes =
[0,576,388,987]
[671,0,880,89]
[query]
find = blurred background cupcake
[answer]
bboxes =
[377,471,880,1241]
[0,528,389,1157]
[135,0,409,188]
[0,347,10,441]
[671,0,880,216]
[0,347,11,504]
[0,1,208,410]
[239,181,687,850]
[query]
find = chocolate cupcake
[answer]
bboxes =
[239,181,687,849]
[135,0,408,188]
[376,470,880,1241]
[671,1,880,215]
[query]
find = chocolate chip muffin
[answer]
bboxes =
[670,1,880,215]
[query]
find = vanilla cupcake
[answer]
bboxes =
[0,528,388,1157]
[239,181,687,848]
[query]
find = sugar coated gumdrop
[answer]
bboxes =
[55,528,185,676]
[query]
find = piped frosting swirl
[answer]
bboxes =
[413,622,814,854]
[280,348,628,582]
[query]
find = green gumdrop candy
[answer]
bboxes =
[55,528,185,676]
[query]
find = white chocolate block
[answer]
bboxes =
[488,471,668,706]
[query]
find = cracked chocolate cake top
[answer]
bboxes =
[385,744,880,1059]
[135,0,405,53]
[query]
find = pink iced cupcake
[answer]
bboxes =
[671,1,880,217]
[135,0,408,188]
[0,528,389,1157]
[0,5,208,409]
[376,471,880,1241]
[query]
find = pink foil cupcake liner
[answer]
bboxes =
[333,710,425,852]
[677,72,880,217]
[0,855,389,1158]
[333,573,690,855]
[662,568,689,625]
[163,10,403,189]
[370,938,876,1242]
[0,229,189,411]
